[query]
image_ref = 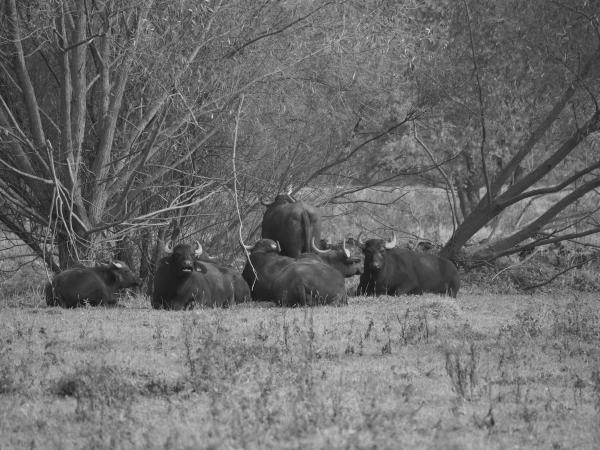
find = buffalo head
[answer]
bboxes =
[311,238,363,276]
[164,241,207,275]
[241,238,281,255]
[112,260,141,288]
[360,233,397,272]
[260,186,296,208]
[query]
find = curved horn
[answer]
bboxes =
[260,196,272,207]
[384,232,397,249]
[342,239,351,258]
[312,238,330,254]
[194,240,203,257]
[275,240,281,252]
[357,232,366,246]
[164,239,173,253]
[286,185,296,202]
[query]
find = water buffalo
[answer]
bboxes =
[45,261,141,308]
[357,234,460,297]
[195,244,251,304]
[261,189,322,258]
[297,238,363,278]
[241,239,347,306]
[152,241,248,310]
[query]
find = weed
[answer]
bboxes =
[591,369,600,413]
[397,308,430,345]
[444,342,479,400]
[152,319,165,349]
[52,363,138,421]
[381,321,392,355]
[515,309,542,338]
[551,298,600,341]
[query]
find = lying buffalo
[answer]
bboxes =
[152,241,248,310]
[357,234,460,297]
[297,238,363,278]
[194,243,251,304]
[241,239,346,306]
[45,261,141,308]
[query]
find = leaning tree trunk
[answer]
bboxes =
[441,75,600,264]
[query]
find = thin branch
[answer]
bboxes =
[414,126,459,231]
[226,2,333,58]
[522,254,598,291]
[490,45,599,194]
[231,94,257,283]
[498,160,600,208]
[462,0,491,205]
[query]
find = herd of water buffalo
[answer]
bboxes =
[44,192,460,309]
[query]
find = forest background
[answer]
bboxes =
[1,0,599,291]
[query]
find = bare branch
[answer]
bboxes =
[414,126,459,231]
[226,2,333,58]
[462,0,491,204]
[523,254,599,291]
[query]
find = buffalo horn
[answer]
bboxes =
[342,239,351,258]
[275,240,281,252]
[286,185,296,202]
[194,240,203,257]
[357,232,366,246]
[312,238,330,254]
[164,239,173,253]
[112,261,123,269]
[260,196,272,207]
[384,232,397,249]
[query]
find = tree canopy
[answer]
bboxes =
[1,0,599,279]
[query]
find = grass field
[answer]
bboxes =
[2,290,600,449]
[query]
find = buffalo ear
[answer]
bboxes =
[194,261,208,274]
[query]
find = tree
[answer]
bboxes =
[0,0,344,272]
[407,0,600,264]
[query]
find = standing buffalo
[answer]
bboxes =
[357,234,460,297]
[241,239,346,306]
[45,261,141,308]
[260,190,321,258]
[152,241,248,310]
[298,238,363,278]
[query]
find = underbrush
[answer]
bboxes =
[2,293,600,448]
[461,252,600,295]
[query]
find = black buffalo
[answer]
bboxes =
[195,244,251,304]
[261,190,321,258]
[45,261,141,308]
[241,239,346,306]
[357,234,460,297]
[152,241,248,310]
[298,238,363,278]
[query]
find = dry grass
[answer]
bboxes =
[1,290,600,449]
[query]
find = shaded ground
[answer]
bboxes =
[1,292,599,449]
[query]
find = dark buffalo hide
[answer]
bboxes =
[195,248,251,304]
[357,236,460,298]
[261,192,321,258]
[297,238,363,278]
[152,242,249,310]
[45,261,141,308]
[242,239,346,307]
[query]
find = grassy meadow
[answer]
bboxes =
[2,289,600,449]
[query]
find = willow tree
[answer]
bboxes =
[0,0,335,270]
[405,0,600,264]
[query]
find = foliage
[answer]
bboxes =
[1,0,600,278]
